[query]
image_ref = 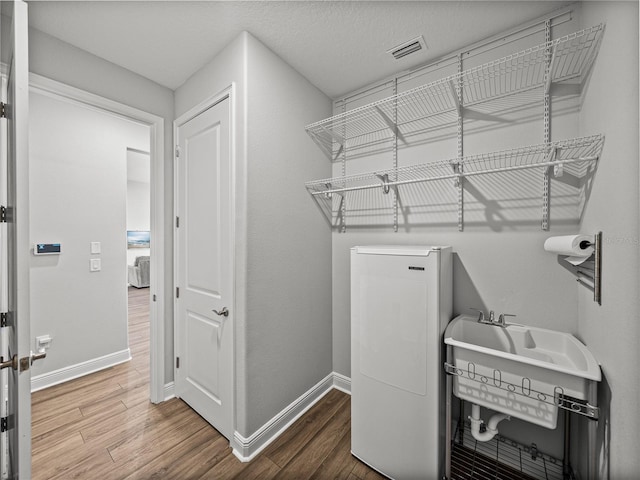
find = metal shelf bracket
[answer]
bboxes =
[376,173,391,194]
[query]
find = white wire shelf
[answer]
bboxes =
[306,25,604,160]
[451,421,565,480]
[305,135,604,228]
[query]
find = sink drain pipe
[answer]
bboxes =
[469,404,510,442]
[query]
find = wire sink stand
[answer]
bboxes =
[450,420,569,480]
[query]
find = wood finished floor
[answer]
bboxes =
[31,286,385,480]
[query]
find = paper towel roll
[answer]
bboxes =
[544,235,594,265]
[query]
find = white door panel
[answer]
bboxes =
[175,96,232,440]
[185,124,222,296]
[1,1,31,478]
[185,311,221,402]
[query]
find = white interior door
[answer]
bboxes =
[1,1,32,478]
[175,96,233,440]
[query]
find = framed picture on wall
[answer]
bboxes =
[127,230,150,248]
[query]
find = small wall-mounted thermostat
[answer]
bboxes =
[34,243,61,255]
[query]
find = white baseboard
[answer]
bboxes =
[163,382,175,401]
[30,349,131,392]
[232,371,351,462]
[332,372,351,395]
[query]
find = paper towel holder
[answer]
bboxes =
[575,231,602,305]
[579,240,593,249]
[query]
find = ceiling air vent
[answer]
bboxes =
[387,36,427,60]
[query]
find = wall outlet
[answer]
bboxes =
[90,242,101,254]
[90,258,101,272]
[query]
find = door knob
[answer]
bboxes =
[0,352,47,372]
[0,355,18,371]
[212,307,229,317]
[18,351,47,371]
[31,351,47,365]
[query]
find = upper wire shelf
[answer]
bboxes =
[306,24,604,160]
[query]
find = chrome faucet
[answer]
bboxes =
[496,313,516,327]
[470,308,516,327]
[470,308,492,325]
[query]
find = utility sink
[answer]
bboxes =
[444,315,601,429]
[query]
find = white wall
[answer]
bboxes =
[27,26,176,383]
[29,90,149,377]
[175,31,333,439]
[577,2,639,478]
[126,150,151,265]
[244,33,333,436]
[127,181,150,231]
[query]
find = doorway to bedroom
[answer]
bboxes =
[126,148,152,381]
[28,79,160,400]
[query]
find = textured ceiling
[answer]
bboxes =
[27,1,572,98]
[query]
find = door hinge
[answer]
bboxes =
[0,205,6,223]
[0,415,10,433]
[0,312,8,328]
[152,294,157,302]
[175,146,180,158]
[176,357,180,369]
[176,287,180,298]
[176,216,179,228]
[0,102,6,119]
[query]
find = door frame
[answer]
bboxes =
[28,73,167,403]
[173,84,236,442]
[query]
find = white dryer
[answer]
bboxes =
[351,245,452,479]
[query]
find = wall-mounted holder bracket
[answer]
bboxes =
[376,173,391,194]
[451,162,464,231]
[373,106,406,145]
[554,162,564,177]
[319,125,344,148]
[557,394,600,420]
[546,147,566,178]
[570,232,602,305]
[331,144,344,163]
[376,173,401,232]
[574,231,602,305]
[451,162,462,188]
[448,80,463,118]
[544,45,558,95]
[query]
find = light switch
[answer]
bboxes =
[90,258,101,272]
[90,242,101,254]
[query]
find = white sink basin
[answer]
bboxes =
[444,315,601,429]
